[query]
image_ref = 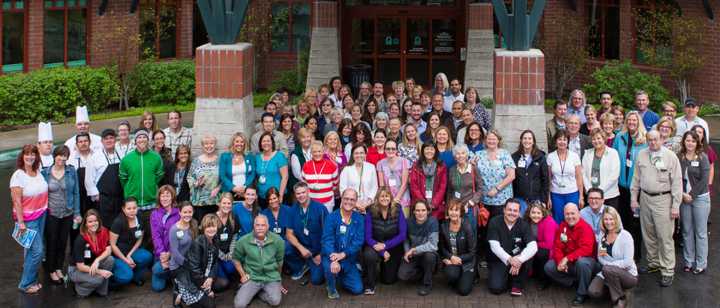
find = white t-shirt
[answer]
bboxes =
[10,169,48,197]
[547,151,582,194]
[232,162,247,187]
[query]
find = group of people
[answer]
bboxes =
[9,73,713,308]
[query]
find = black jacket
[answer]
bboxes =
[439,219,476,272]
[511,150,550,203]
[185,235,219,284]
[168,163,191,202]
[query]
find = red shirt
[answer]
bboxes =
[301,159,338,205]
[366,146,387,165]
[409,161,448,220]
[552,218,596,264]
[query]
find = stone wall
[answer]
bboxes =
[464,3,495,99]
[305,1,341,90]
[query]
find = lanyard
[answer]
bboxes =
[558,152,567,176]
[312,160,327,177]
[103,150,120,165]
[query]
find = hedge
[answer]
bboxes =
[128,60,195,107]
[583,60,672,111]
[0,67,118,126]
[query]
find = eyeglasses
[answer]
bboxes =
[588,197,603,200]
[385,147,397,151]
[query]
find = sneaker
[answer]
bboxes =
[417,285,431,296]
[327,287,340,299]
[510,287,523,296]
[480,261,488,268]
[364,288,375,295]
[571,295,587,306]
[659,275,673,287]
[638,265,660,274]
[291,265,310,281]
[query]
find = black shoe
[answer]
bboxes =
[134,280,145,287]
[659,275,673,287]
[639,265,660,274]
[571,295,587,306]
[417,285,431,296]
[537,281,551,291]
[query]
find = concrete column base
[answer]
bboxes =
[193,43,255,155]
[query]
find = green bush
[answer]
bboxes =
[583,60,672,111]
[128,60,195,107]
[269,49,309,95]
[0,67,118,126]
[700,103,720,117]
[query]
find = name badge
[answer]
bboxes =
[425,190,433,200]
[258,175,267,184]
[84,250,92,259]
[454,191,462,199]
[388,178,398,187]
[247,165,252,172]
[339,225,347,234]
[626,159,633,168]
[176,230,184,239]
[560,232,568,243]
[303,228,310,236]
[517,159,526,168]
[134,230,143,239]
[691,161,699,167]
[220,233,229,241]
[655,160,666,170]
[273,227,282,234]
[335,156,342,164]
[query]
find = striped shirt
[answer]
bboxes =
[302,159,338,206]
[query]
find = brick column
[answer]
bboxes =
[26,0,44,70]
[493,49,548,151]
[192,43,255,154]
[464,2,494,99]
[176,0,194,59]
[305,0,340,89]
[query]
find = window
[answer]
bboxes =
[587,0,620,60]
[44,0,87,68]
[1,0,26,73]
[140,0,177,59]
[633,0,678,65]
[270,1,310,53]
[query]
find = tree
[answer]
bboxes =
[91,23,141,111]
[536,12,589,100]
[635,3,705,103]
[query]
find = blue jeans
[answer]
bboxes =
[681,194,711,270]
[216,259,237,280]
[151,260,171,292]
[285,245,324,285]
[112,248,153,285]
[323,258,362,295]
[550,191,579,222]
[19,213,46,290]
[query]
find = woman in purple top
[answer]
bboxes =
[149,185,180,292]
[361,187,407,295]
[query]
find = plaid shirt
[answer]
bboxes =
[163,126,193,157]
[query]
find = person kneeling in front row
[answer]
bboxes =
[439,199,476,296]
[398,200,439,296]
[233,215,286,308]
[69,209,114,298]
[487,198,537,296]
[322,188,365,299]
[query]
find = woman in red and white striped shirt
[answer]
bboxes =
[302,141,338,213]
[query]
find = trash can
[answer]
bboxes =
[345,64,372,96]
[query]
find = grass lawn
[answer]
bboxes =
[86,104,196,122]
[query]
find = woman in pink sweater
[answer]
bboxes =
[524,201,558,288]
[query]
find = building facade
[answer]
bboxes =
[1,0,718,102]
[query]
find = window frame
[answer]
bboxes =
[1,0,28,74]
[43,0,89,68]
[586,0,620,61]
[270,0,312,55]
[140,0,179,59]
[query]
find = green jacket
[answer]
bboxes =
[119,149,164,209]
[233,232,284,283]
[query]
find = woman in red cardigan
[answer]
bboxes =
[409,142,448,220]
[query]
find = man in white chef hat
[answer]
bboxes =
[64,105,103,157]
[37,122,55,169]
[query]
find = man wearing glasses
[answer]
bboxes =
[580,188,607,241]
[322,189,365,299]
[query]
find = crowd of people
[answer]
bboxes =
[9,73,713,308]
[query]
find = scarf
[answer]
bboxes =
[82,226,110,256]
[422,161,437,176]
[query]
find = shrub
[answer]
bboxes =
[269,49,309,95]
[0,67,118,126]
[583,60,672,111]
[128,60,195,107]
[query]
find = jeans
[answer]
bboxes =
[214,259,236,290]
[151,260,171,292]
[233,280,282,308]
[444,265,474,296]
[284,245,324,285]
[19,213,47,290]
[550,191,580,222]
[588,265,638,302]
[544,257,600,296]
[322,258,363,295]
[112,248,153,285]
[681,194,711,270]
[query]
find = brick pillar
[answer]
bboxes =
[464,2,494,99]
[192,43,255,154]
[493,49,548,151]
[305,0,340,89]
[26,0,44,70]
[176,0,194,59]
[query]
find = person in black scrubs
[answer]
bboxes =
[87,129,124,227]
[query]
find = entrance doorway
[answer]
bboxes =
[342,1,465,89]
